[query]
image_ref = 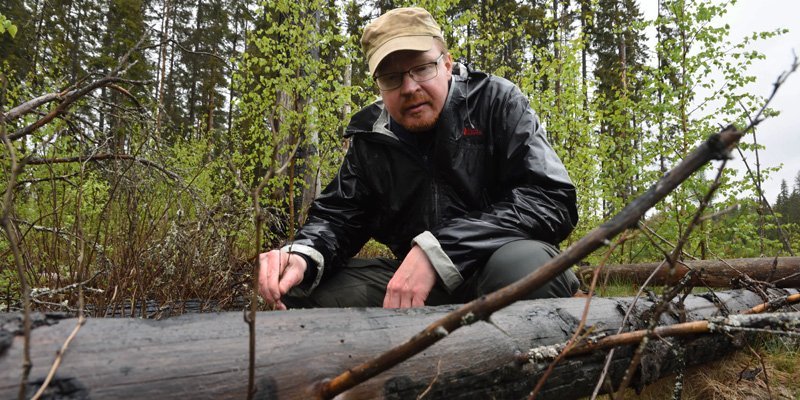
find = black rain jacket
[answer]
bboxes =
[288,64,578,295]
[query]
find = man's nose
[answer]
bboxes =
[398,72,421,94]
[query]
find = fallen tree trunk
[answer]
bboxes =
[0,289,797,399]
[577,257,800,288]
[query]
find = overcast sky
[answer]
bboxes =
[638,0,800,203]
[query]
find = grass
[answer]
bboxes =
[615,338,800,399]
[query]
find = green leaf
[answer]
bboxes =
[7,24,16,38]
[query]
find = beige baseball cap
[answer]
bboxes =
[361,7,444,75]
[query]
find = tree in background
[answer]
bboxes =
[231,0,357,243]
[587,0,648,218]
[775,172,800,228]
[634,0,787,261]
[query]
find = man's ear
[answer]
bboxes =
[443,53,454,79]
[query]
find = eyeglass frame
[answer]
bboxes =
[373,53,445,91]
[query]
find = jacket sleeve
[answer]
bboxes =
[283,145,373,296]
[422,87,578,292]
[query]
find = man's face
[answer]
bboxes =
[375,48,453,132]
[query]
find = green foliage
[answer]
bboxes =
[0,13,17,38]
[521,34,602,242]
[231,0,360,245]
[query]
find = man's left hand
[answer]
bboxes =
[383,245,437,308]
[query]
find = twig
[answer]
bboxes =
[744,293,800,314]
[735,103,794,256]
[735,146,794,256]
[591,181,722,398]
[316,127,743,399]
[737,55,799,255]
[530,305,800,359]
[740,52,799,134]
[744,100,766,255]
[588,226,715,398]
[771,272,800,287]
[639,222,698,261]
[614,159,729,397]
[697,204,738,223]
[30,270,104,299]
[247,137,300,400]
[107,83,145,111]
[528,232,632,399]
[25,153,181,181]
[670,343,686,400]
[7,34,149,141]
[29,315,86,400]
[590,263,670,399]
[1,72,34,400]
[15,173,80,187]
[416,359,442,399]
[746,344,771,400]
[30,285,88,400]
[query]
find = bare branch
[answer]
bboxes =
[247,138,301,400]
[614,159,730,397]
[741,52,799,133]
[25,153,181,181]
[528,309,800,361]
[30,270,105,300]
[29,314,86,400]
[1,73,33,400]
[2,93,61,123]
[9,77,127,140]
[6,34,151,142]
[107,83,145,111]
[529,232,634,399]
[15,173,80,187]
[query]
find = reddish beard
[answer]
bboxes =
[400,93,439,132]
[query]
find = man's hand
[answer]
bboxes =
[258,250,307,310]
[383,245,437,308]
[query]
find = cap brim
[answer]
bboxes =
[368,36,435,75]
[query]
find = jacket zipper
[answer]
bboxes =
[357,131,441,226]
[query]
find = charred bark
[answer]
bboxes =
[0,289,797,399]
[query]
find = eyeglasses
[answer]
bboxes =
[374,53,445,91]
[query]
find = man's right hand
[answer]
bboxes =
[258,250,307,310]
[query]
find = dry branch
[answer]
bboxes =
[25,153,181,181]
[527,293,800,362]
[609,156,731,398]
[29,314,85,400]
[4,35,148,142]
[1,74,34,400]
[577,257,800,288]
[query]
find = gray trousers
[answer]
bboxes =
[284,239,579,308]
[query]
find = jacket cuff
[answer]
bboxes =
[411,231,463,293]
[280,244,324,297]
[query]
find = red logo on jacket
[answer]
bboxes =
[463,127,482,136]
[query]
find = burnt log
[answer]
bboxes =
[577,257,800,288]
[1,289,797,399]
